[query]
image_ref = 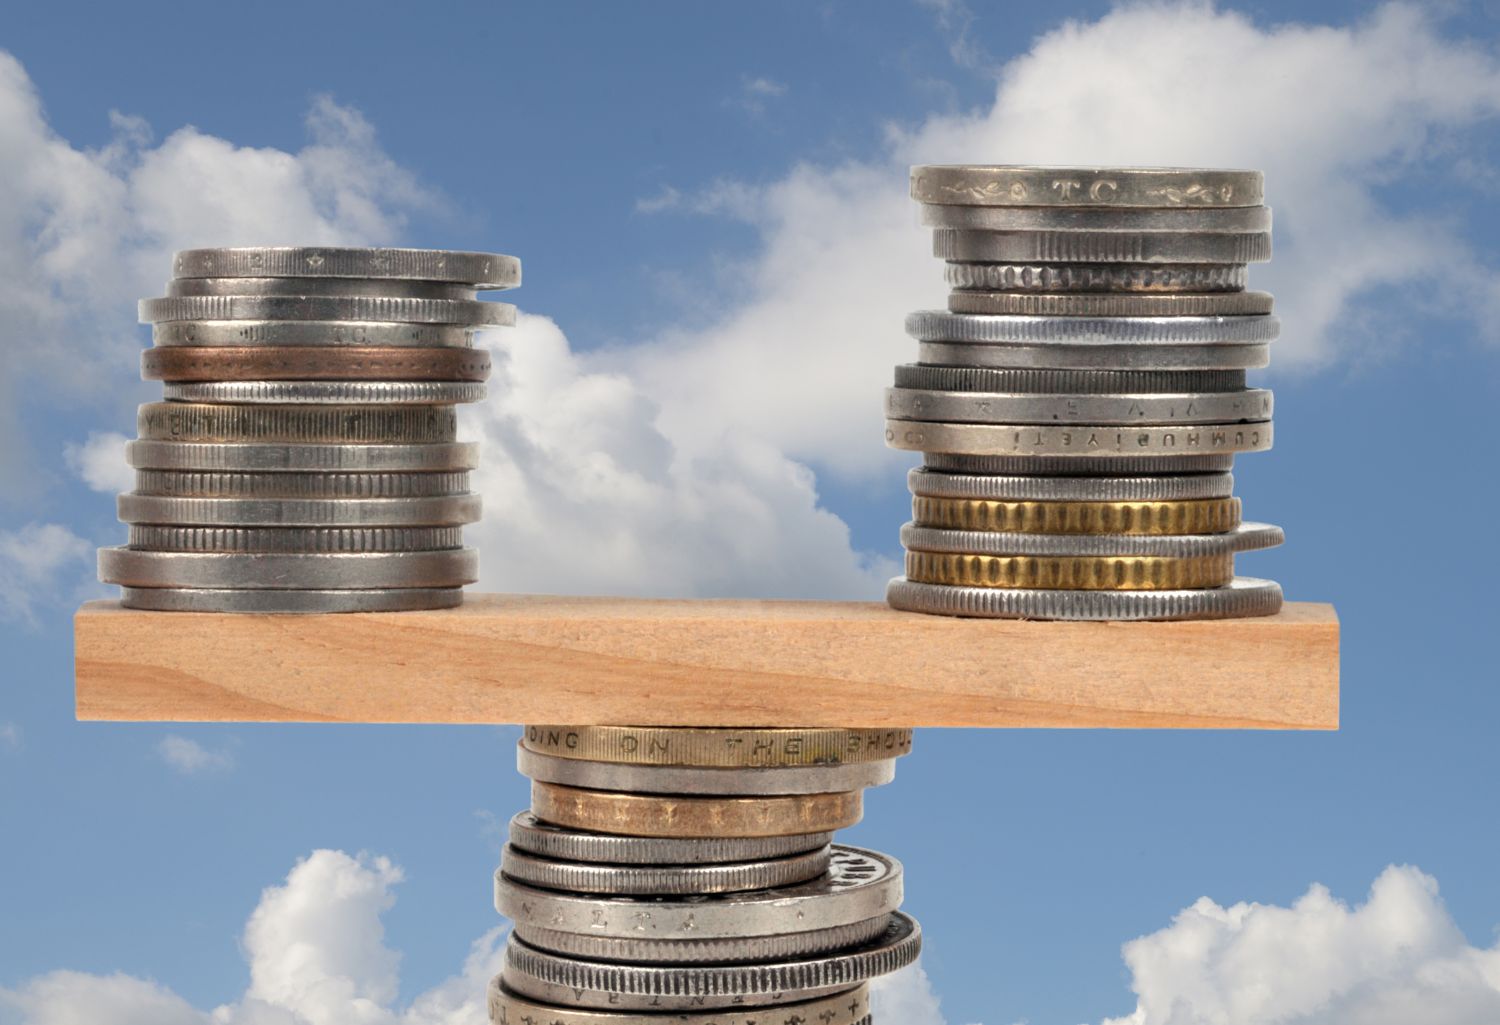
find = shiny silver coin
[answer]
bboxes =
[499,844,832,896]
[500,913,919,1011]
[161,381,487,405]
[137,403,458,445]
[948,291,1273,317]
[507,812,833,866]
[516,743,896,795]
[921,203,1270,232]
[886,576,1284,620]
[911,165,1263,207]
[152,320,477,347]
[893,364,1246,394]
[906,310,1279,345]
[886,419,1271,458]
[125,440,480,472]
[946,262,1248,292]
[885,387,1272,426]
[118,493,480,527]
[512,916,891,965]
[900,521,1283,557]
[924,452,1236,474]
[133,470,470,498]
[126,525,463,553]
[99,547,479,589]
[139,295,515,326]
[907,468,1234,501]
[118,586,463,613]
[172,246,521,289]
[167,276,477,300]
[933,228,1269,264]
[495,846,901,939]
[916,340,1271,371]
[488,975,871,1025]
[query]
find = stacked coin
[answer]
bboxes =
[885,166,1283,620]
[97,247,519,613]
[490,726,919,1024]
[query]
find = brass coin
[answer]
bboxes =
[531,782,864,838]
[904,551,1235,590]
[911,496,1242,535]
[141,345,491,382]
[521,726,913,767]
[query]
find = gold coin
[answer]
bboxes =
[912,495,1241,534]
[522,725,913,767]
[531,782,864,838]
[904,551,1235,590]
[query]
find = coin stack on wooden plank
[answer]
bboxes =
[886,166,1283,620]
[97,247,518,613]
[490,726,920,1024]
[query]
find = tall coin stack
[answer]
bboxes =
[885,166,1283,621]
[491,727,920,1025]
[97,246,519,613]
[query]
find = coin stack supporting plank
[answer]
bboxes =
[98,247,519,613]
[887,166,1283,620]
[490,727,919,1025]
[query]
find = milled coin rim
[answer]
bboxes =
[906,468,1235,501]
[486,975,870,1025]
[906,310,1280,344]
[899,520,1283,557]
[140,294,516,326]
[886,575,1284,620]
[506,811,835,865]
[516,743,896,795]
[116,493,482,527]
[914,340,1272,370]
[498,843,832,895]
[125,440,481,472]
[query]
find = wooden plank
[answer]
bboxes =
[73,595,1338,729]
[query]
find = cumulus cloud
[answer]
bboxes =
[0,522,93,626]
[1098,865,1500,1025]
[156,735,235,775]
[64,431,134,495]
[0,850,505,1025]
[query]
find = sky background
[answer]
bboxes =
[3,3,1500,1024]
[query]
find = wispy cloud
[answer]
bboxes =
[156,735,235,775]
[732,74,789,116]
[0,722,20,751]
[0,522,93,626]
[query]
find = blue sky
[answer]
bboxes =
[3,4,1500,1025]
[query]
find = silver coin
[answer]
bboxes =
[499,844,832,896]
[886,575,1284,620]
[167,276,477,300]
[118,586,464,613]
[910,165,1263,207]
[933,228,1269,264]
[947,291,1273,317]
[126,525,463,553]
[133,470,471,498]
[139,295,516,326]
[99,547,479,589]
[137,403,458,445]
[117,493,481,527]
[906,311,1279,345]
[507,813,833,866]
[946,262,1248,292]
[125,440,480,472]
[512,916,892,965]
[501,974,858,1016]
[907,468,1235,501]
[172,247,521,289]
[516,744,897,796]
[921,204,1270,232]
[495,846,901,939]
[916,340,1271,370]
[488,976,872,1025]
[886,420,1271,457]
[500,913,919,1011]
[885,387,1272,426]
[900,521,1282,557]
[924,452,1237,474]
[893,364,1247,394]
[153,320,478,347]
[161,381,487,405]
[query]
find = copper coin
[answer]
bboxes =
[141,346,491,382]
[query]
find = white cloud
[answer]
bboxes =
[156,735,235,775]
[0,721,19,750]
[64,431,134,494]
[733,75,789,116]
[0,522,93,625]
[872,963,986,1025]
[1098,865,1500,1025]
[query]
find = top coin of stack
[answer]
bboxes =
[98,246,519,614]
[886,166,1282,620]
